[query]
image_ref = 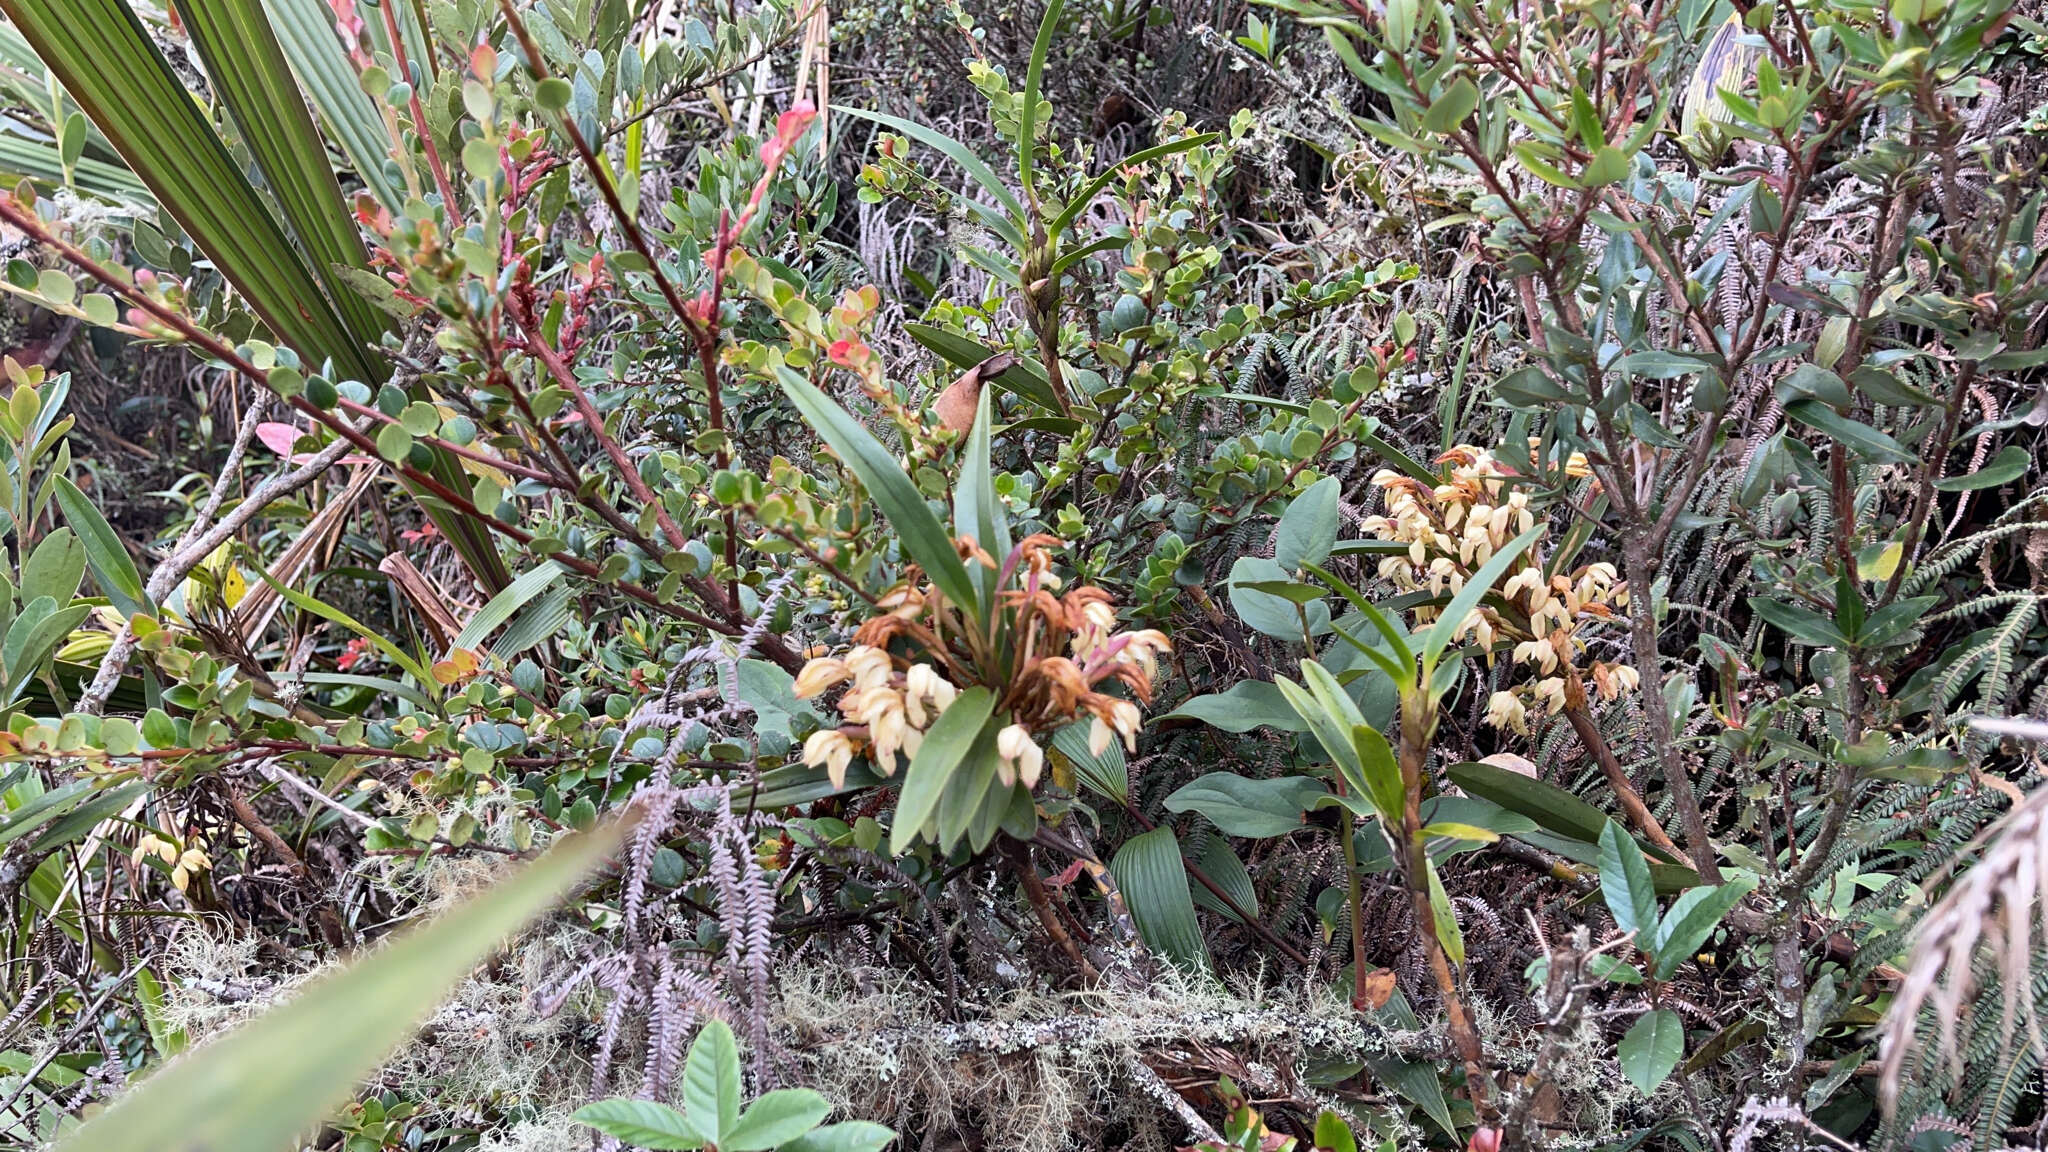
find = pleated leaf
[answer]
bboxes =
[0,134,150,201]
[263,0,405,210]
[3,0,508,594]
[1109,825,1209,972]
[175,0,390,352]
[0,0,380,382]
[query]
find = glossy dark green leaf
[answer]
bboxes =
[52,476,147,617]
[1932,444,2028,492]
[1159,681,1310,733]
[902,323,1061,412]
[1163,772,1320,837]
[1619,1009,1684,1094]
[1649,875,1756,980]
[1446,759,1608,844]
[1783,399,1915,464]
[1597,819,1658,940]
[1747,597,1850,649]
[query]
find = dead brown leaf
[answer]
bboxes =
[933,351,1017,432]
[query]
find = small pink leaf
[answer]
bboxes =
[255,422,307,458]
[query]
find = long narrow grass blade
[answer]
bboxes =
[0,135,150,202]
[833,106,1026,247]
[4,0,514,594]
[1017,0,1064,198]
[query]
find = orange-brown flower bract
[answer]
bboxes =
[793,533,1170,791]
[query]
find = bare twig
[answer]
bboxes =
[79,431,363,715]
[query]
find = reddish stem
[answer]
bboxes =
[379,0,464,227]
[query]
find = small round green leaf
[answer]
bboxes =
[375,423,414,463]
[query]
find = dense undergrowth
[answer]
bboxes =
[0,0,2044,1149]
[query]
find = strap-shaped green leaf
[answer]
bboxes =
[1424,855,1464,965]
[1018,0,1063,197]
[1274,672,1362,785]
[889,686,995,854]
[778,368,981,618]
[833,106,1027,248]
[952,387,1008,609]
[1299,659,1403,824]
[1420,521,1544,670]
[1446,757,1608,844]
[730,758,885,812]
[902,322,1061,413]
[52,475,148,618]
[1047,134,1218,237]
[176,0,391,350]
[0,775,142,847]
[934,720,1001,849]
[250,559,434,687]
[1303,560,1416,675]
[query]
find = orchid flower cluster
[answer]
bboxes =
[794,533,1171,793]
[132,832,212,894]
[1360,444,1635,735]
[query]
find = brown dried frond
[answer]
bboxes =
[1877,779,2048,1112]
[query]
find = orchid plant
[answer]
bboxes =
[1356,444,1638,736]
[780,377,1170,858]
